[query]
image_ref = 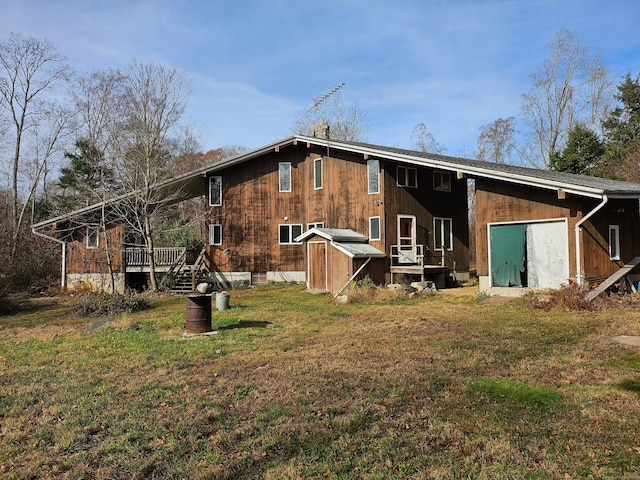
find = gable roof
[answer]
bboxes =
[33,134,640,238]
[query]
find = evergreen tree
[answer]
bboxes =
[550,124,604,175]
[56,139,113,211]
[600,73,640,179]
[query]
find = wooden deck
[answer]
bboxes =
[389,244,454,283]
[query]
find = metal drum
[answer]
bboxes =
[185,293,213,333]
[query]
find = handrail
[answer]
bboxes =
[125,247,186,266]
[390,244,424,267]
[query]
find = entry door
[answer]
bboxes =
[308,241,328,291]
[397,215,417,264]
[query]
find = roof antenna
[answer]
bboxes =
[309,82,345,139]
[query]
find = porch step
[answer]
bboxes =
[169,270,206,294]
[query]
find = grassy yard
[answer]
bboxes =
[1,285,640,479]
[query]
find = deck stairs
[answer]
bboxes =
[167,247,207,294]
[585,256,640,302]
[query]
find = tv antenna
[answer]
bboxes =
[310,82,346,112]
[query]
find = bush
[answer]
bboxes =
[518,280,609,311]
[0,291,21,315]
[70,291,150,318]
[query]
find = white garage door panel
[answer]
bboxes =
[526,222,569,289]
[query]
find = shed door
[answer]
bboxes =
[490,224,526,287]
[397,215,417,263]
[308,241,328,291]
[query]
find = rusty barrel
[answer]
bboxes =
[185,293,213,333]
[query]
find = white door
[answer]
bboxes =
[397,215,417,264]
[526,221,569,289]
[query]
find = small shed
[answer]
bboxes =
[296,228,386,295]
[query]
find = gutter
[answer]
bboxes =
[32,226,67,289]
[574,194,608,286]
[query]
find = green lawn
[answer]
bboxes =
[1,285,640,479]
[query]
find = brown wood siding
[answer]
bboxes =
[383,163,469,272]
[207,145,385,273]
[474,178,584,279]
[581,198,640,281]
[66,225,124,274]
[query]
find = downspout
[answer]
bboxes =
[32,227,67,289]
[334,256,372,299]
[574,194,608,286]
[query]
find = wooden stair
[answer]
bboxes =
[585,256,640,302]
[167,246,207,294]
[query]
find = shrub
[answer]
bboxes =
[70,291,150,318]
[0,291,21,315]
[517,280,604,311]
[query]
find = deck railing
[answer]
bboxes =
[125,247,187,267]
[390,244,425,267]
[390,245,455,269]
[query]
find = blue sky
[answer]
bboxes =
[2,0,640,157]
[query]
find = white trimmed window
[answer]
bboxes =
[369,216,381,241]
[609,225,620,260]
[434,217,453,251]
[209,224,222,246]
[279,224,303,244]
[367,159,380,194]
[279,162,291,192]
[86,225,99,249]
[433,171,451,192]
[314,157,323,190]
[209,176,222,206]
[397,165,417,188]
[307,221,324,230]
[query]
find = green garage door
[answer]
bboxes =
[490,224,526,287]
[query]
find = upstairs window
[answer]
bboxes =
[279,224,303,244]
[86,225,99,249]
[434,217,453,251]
[279,162,291,192]
[209,176,222,206]
[367,159,380,194]
[433,171,451,192]
[209,224,222,246]
[609,225,620,260]
[369,216,381,241]
[397,165,417,188]
[307,221,324,230]
[314,158,323,190]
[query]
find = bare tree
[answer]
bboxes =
[411,122,445,154]
[109,60,193,292]
[293,86,369,142]
[476,117,517,164]
[520,30,613,169]
[0,33,70,226]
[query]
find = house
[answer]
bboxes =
[32,135,640,296]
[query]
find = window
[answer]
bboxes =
[209,176,222,206]
[609,225,620,260]
[433,171,451,192]
[434,217,453,251]
[307,222,324,230]
[279,162,291,192]
[209,224,222,246]
[397,165,417,187]
[279,224,303,244]
[86,225,99,249]
[314,157,323,190]
[368,159,380,194]
[369,216,381,241]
